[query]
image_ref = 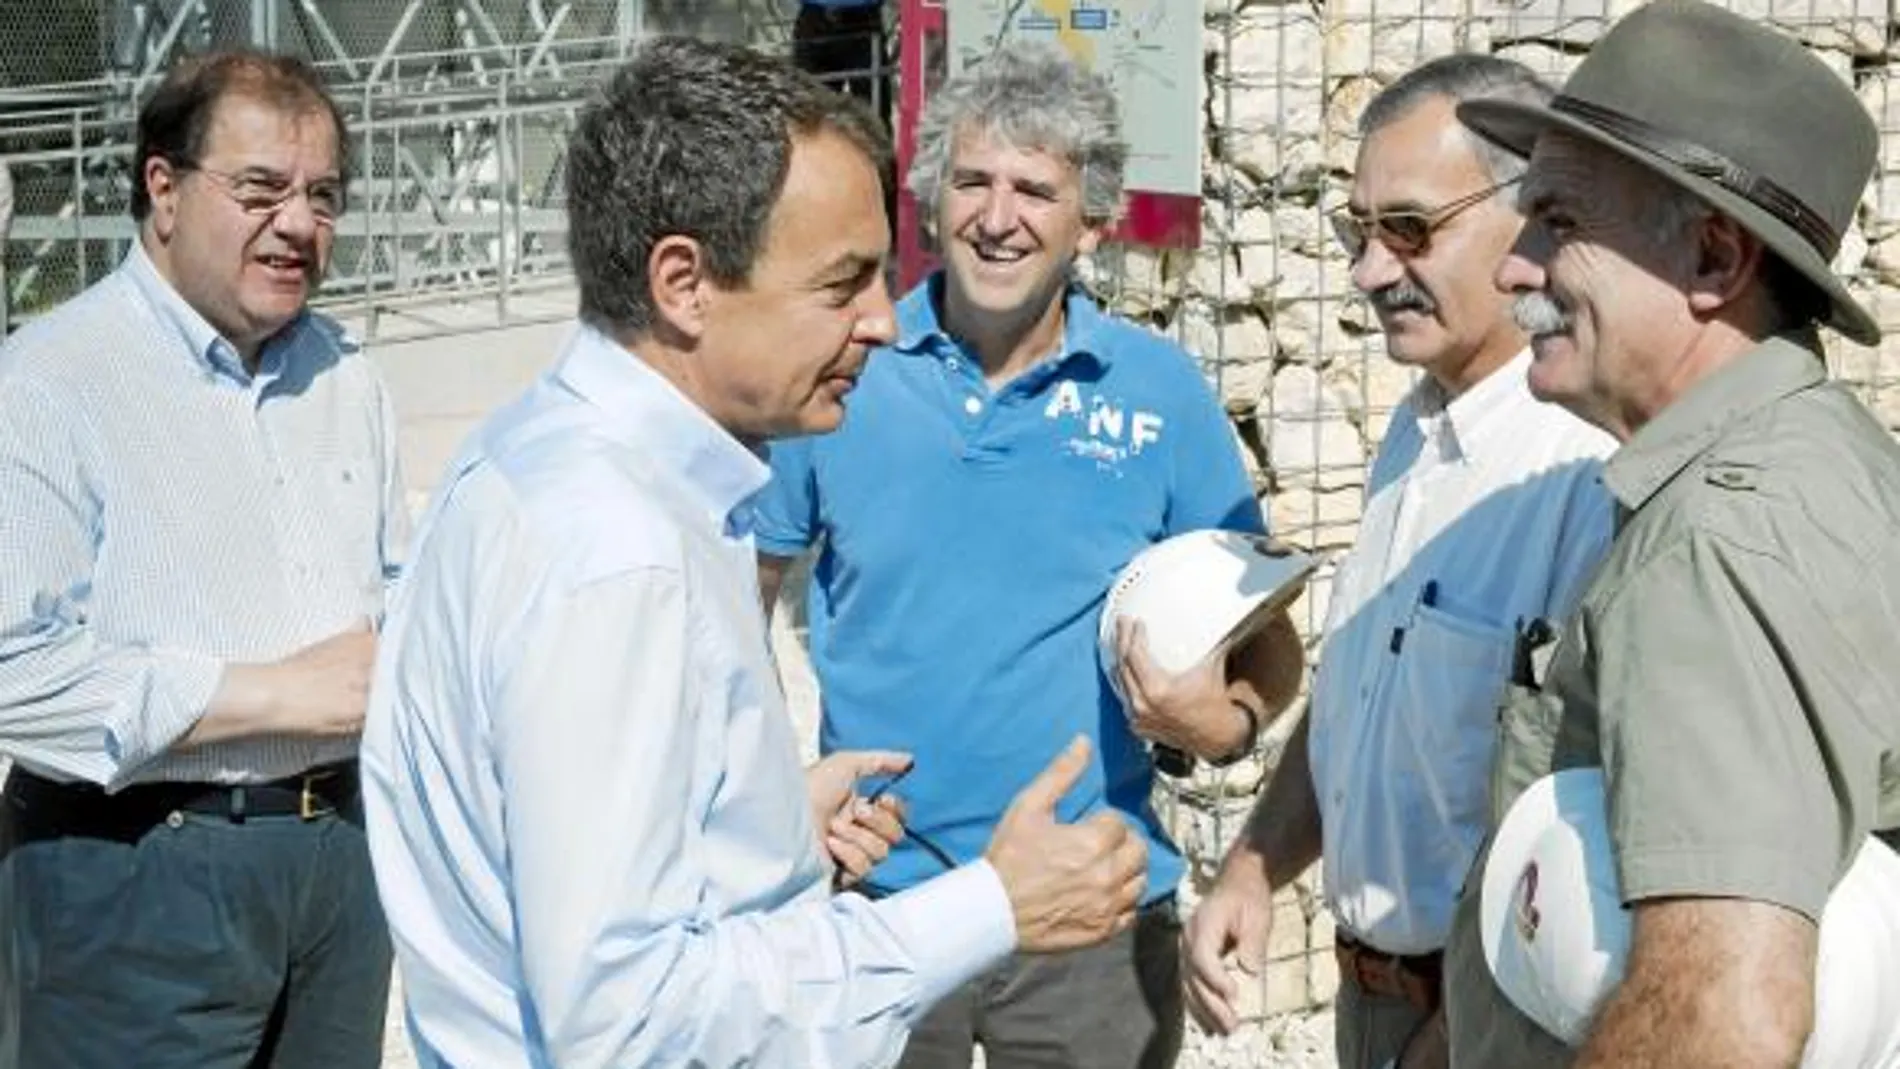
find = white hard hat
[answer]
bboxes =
[1482,767,1900,1067]
[1098,529,1316,704]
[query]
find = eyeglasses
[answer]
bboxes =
[183,164,347,224]
[1330,175,1522,261]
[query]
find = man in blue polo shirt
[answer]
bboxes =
[756,43,1303,1069]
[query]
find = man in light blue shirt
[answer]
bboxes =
[363,37,1148,1069]
[755,44,1304,1069]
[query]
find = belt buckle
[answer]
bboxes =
[298,769,336,821]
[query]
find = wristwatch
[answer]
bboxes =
[1208,699,1261,768]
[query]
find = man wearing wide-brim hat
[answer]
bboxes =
[1438,0,1900,1066]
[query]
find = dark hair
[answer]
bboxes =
[1360,53,1555,190]
[131,49,349,222]
[565,36,891,338]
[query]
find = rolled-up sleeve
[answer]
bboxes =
[493,567,1014,1068]
[0,375,220,786]
[1595,529,1863,921]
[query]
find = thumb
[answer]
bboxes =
[1013,736,1092,817]
[839,749,913,783]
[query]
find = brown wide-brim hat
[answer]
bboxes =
[1458,0,1880,345]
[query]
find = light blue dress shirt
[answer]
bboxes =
[0,244,405,787]
[362,325,1016,1068]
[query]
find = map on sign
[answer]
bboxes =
[947,0,1203,198]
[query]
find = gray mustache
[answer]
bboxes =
[1512,291,1572,335]
[1369,279,1436,317]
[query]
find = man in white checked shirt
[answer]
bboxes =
[0,51,404,1069]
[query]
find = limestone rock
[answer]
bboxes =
[1323,0,1470,82]
[1723,0,1889,58]
[1257,365,1367,493]
[1178,300,1280,374]
[1218,7,1330,184]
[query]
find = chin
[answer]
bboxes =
[1382,339,1439,370]
[793,402,849,437]
[1524,361,1572,405]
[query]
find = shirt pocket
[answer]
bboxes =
[1394,602,1513,854]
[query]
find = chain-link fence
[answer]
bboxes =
[0,1,821,331]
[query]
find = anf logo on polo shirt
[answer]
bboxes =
[1043,379,1165,469]
[1514,860,1543,943]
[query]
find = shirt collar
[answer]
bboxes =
[1604,331,1825,513]
[552,325,772,536]
[120,241,305,385]
[891,272,1111,373]
[1407,348,1535,462]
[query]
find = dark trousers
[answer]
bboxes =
[1334,973,1432,1069]
[0,772,390,1069]
[897,899,1185,1069]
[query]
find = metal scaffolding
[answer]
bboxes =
[0,0,799,331]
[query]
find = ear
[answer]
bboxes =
[144,156,182,241]
[647,234,712,342]
[1076,223,1106,257]
[1684,212,1762,317]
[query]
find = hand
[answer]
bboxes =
[805,750,912,887]
[190,622,377,749]
[1183,842,1275,1035]
[266,623,378,737]
[984,736,1147,954]
[1117,619,1252,759]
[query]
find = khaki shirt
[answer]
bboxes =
[1444,333,1900,1066]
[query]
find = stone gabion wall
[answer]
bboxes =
[1095,0,1900,1024]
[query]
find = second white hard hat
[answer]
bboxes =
[1482,767,1900,1068]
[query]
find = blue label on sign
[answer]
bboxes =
[1015,13,1061,30]
[1071,8,1110,30]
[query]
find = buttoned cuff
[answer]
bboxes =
[880,859,1017,1012]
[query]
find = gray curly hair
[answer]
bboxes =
[906,42,1127,229]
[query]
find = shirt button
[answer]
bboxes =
[963,396,982,415]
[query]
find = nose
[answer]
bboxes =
[270,189,321,242]
[1350,234,1404,295]
[853,269,898,347]
[977,185,1018,236]
[1495,226,1549,296]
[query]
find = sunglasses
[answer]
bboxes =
[1330,175,1523,261]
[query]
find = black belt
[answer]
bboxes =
[3,761,359,843]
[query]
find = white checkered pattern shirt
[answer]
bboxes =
[0,244,406,788]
